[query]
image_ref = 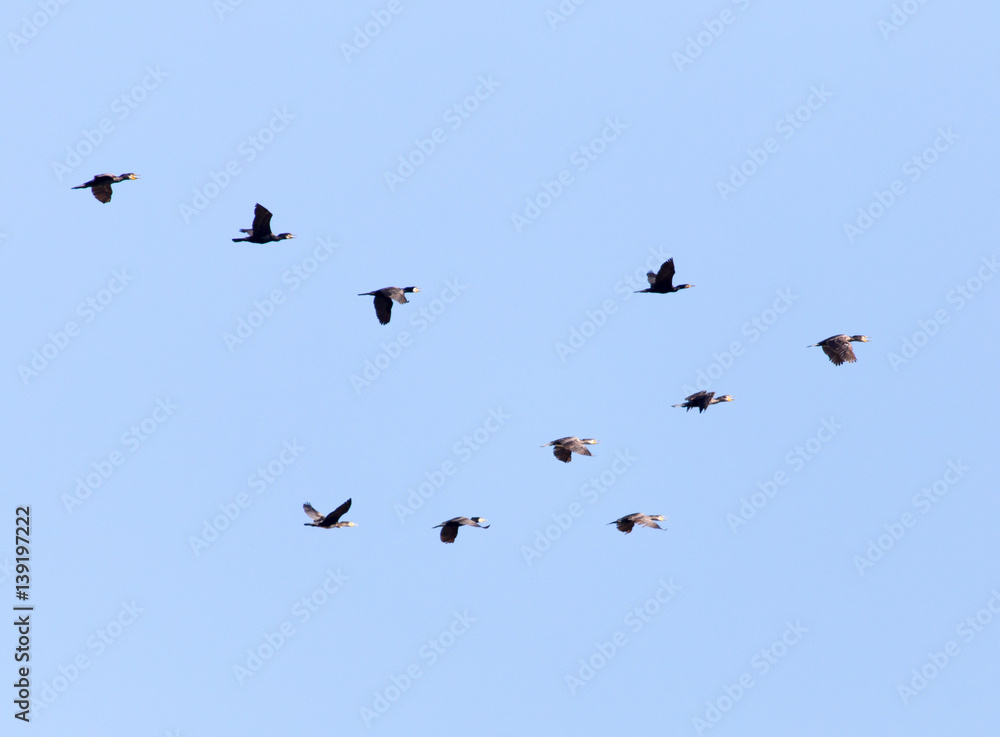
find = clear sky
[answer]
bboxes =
[3,0,999,734]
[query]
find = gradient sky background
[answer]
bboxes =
[3,0,999,734]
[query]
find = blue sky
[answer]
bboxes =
[3,0,999,734]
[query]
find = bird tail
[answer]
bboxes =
[232,238,248,242]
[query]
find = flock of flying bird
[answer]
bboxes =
[74,173,871,542]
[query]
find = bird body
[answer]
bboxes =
[808,334,870,365]
[541,436,599,463]
[303,499,356,528]
[635,258,693,294]
[609,513,667,534]
[672,391,733,413]
[433,516,489,543]
[232,204,294,243]
[72,173,138,203]
[358,286,420,325]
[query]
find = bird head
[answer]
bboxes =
[124,173,139,180]
[678,283,694,289]
[277,233,295,240]
[345,521,358,527]
[471,517,488,524]
[405,287,421,293]
[650,515,667,521]
[851,335,870,342]
[717,395,734,403]
[581,438,600,445]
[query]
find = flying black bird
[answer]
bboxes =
[303,499,357,529]
[808,334,870,366]
[72,173,138,203]
[433,517,490,544]
[609,513,667,534]
[635,258,693,294]
[541,437,599,463]
[672,391,733,413]
[232,204,294,243]
[358,286,420,325]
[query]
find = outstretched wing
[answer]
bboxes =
[373,293,393,325]
[439,524,458,543]
[654,259,676,288]
[323,498,352,526]
[823,342,854,365]
[616,519,634,533]
[553,445,572,463]
[303,503,324,522]
[251,204,274,235]
[92,184,113,203]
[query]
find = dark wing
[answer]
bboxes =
[822,342,852,365]
[303,503,324,522]
[685,391,711,402]
[322,498,352,526]
[553,445,572,463]
[654,259,676,288]
[372,293,393,325]
[251,204,274,236]
[92,184,113,203]
[439,523,458,543]
[616,519,634,533]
